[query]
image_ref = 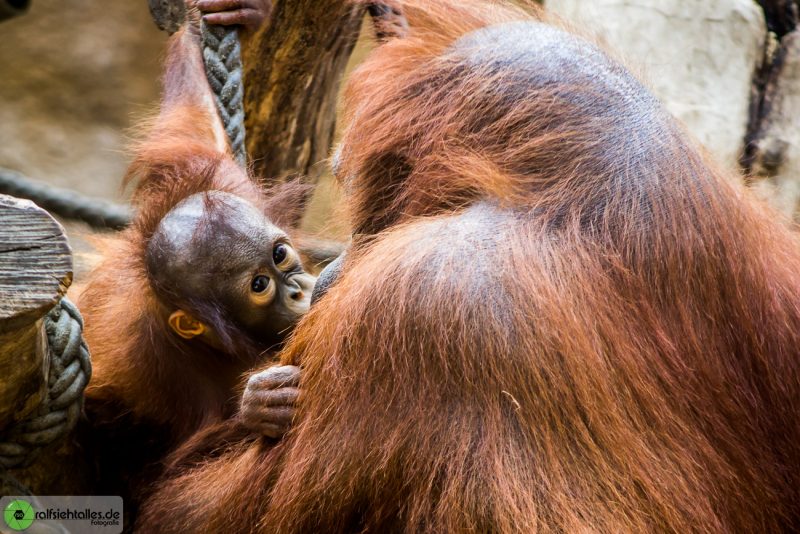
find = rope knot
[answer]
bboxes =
[0,297,92,469]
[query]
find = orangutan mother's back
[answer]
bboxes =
[139,2,800,532]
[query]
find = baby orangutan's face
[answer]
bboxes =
[146,191,317,349]
[230,234,317,344]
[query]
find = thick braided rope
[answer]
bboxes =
[201,22,247,166]
[0,297,92,469]
[0,168,132,230]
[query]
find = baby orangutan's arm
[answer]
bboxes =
[240,365,300,438]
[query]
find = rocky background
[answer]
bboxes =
[0,0,798,272]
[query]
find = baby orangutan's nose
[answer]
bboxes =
[288,281,304,301]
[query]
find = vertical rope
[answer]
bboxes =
[200,22,248,167]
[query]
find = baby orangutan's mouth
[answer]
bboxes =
[287,272,317,314]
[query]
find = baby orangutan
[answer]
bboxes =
[147,191,309,436]
[78,0,309,521]
[147,191,309,438]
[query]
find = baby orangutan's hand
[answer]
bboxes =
[240,365,300,438]
[196,0,272,34]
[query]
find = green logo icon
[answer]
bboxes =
[3,500,34,531]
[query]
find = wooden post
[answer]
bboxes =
[0,195,87,494]
[0,195,71,434]
[242,1,364,184]
[0,195,94,495]
[147,0,366,187]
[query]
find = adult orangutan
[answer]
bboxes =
[139,0,800,532]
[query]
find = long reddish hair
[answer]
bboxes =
[140,2,800,531]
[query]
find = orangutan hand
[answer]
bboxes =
[240,365,300,438]
[196,0,272,34]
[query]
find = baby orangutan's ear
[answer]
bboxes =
[168,310,207,340]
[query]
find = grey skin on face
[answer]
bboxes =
[145,190,316,351]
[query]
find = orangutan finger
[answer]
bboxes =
[196,0,242,14]
[246,365,301,391]
[247,387,299,408]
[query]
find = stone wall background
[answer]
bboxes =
[0,0,798,263]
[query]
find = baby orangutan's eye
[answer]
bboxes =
[251,275,270,293]
[273,244,287,266]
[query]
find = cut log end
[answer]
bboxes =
[0,194,73,333]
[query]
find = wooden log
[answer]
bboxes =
[0,195,71,431]
[755,0,798,37]
[0,195,93,496]
[145,0,367,189]
[748,30,800,220]
[243,1,364,184]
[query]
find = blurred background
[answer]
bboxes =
[0,0,164,202]
[1,0,798,278]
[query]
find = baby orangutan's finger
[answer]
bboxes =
[255,406,295,425]
[196,0,242,12]
[246,365,301,391]
[248,386,299,408]
[201,9,254,27]
[241,406,296,438]
[196,0,271,33]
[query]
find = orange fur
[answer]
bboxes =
[140,2,800,532]
[78,25,309,519]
